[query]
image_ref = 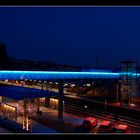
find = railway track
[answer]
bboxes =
[65,104,140,129]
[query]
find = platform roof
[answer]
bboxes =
[0,86,58,100]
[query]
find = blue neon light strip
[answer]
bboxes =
[0,70,139,80]
[0,71,120,80]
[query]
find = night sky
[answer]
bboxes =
[0,7,140,68]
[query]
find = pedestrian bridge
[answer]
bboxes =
[0,70,139,80]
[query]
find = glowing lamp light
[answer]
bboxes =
[130,103,136,107]
[12,108,16,111]
[84,105,87,108]
[86,84,90,87]
[55,99,58,102]
[26,117,29,131]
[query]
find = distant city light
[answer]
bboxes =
[64,84,68,87]
[5,79,8,82]
[86,84,90,87]
[71,84,75,87]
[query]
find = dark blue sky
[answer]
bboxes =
[0,7,140,68]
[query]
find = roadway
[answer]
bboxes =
[64,95,140,130]
[65,103,140,133]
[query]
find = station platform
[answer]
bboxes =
[30,107,84,133]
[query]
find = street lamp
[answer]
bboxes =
[84,105,87,109]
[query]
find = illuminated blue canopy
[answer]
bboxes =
[0,86,58,100]
[0,71,120,80]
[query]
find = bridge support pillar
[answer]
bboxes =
[58,80,64,120]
